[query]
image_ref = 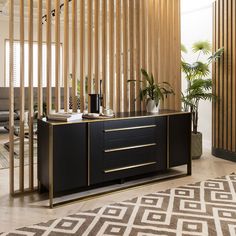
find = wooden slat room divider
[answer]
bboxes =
[212,0,236,160]
[8,0,181,194]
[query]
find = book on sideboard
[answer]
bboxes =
[47,112,83,122]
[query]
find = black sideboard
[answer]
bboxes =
[38,110,191,207]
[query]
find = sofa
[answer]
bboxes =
[0,87,66,128]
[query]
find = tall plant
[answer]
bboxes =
[181,41,223,133]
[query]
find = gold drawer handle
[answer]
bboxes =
[104,161,157,173]
[104,125,157,133]
[104,143,157,153]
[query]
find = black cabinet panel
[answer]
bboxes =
[104,117,156,129]
[90,122,104,185]
[38,120,50,190]
[90,117,167,185]
[169,114,191,167]
[53,123,87,193]
[104,127,157,150]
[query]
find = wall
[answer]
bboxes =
[181,0,213,148]
[212,0,236,160]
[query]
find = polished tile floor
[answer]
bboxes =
[0,130,236,232]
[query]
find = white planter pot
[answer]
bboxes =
[146,99,159,113]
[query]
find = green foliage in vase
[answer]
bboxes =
[128,69,175,106]
[181,40,224,134]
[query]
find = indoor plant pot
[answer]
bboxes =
[128,69,174,113]
[181,41,223,159]
[146,98,159,113]
[191,132,202,159]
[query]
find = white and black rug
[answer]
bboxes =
[2,174,236,235]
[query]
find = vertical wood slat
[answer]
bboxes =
[122,0,128,112]
[227,0,232,151]
[109,0,114,110]
[116,0,121,112]
[80,0,85,112]
[174,0,181,110]
[140,0,147,111]
[19,0,25,192]
[157,0,164,108]
[135,0,140,111]
[55,0,61,112]
[37,0,43,118]
[129,0,135,112]
[72,0,78,112]
[232,0,236,152]
[223,0,228,150]
[219,0,224,149]
[147,0,152,74]
[46,1,52,115]
[9,0,14,195]
[215,0,220,148]
[102,0,107,109]
[213,0,236,154]
[212,1,216,148]
[63,0,69,112]
[87,0,92,100]
[94,0,99,94]
[28,0,34,190]
[167,0,173,109]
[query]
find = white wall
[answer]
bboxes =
[181,0,213,148]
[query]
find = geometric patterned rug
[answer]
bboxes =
[1,174,236,235]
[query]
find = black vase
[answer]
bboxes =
[89,94,100,113]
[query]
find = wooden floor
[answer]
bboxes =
[0,130,236,232]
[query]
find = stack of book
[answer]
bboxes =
[47,112,83,122]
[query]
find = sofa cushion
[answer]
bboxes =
[0,111,18,122]
[0,99,9,111]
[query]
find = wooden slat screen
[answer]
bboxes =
[8,0,181,194]
[213,0,236,157]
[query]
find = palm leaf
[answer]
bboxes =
[181,44,188,53]
[192,41,211,55]
[208,47,224,62]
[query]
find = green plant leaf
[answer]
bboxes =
[181,44,188,53]
[192,41,211,55]
[208,47,224,62]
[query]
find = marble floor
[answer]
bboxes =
[0,129,236,232]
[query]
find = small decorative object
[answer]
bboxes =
[128,69,175,113]
[88,94,100,113]
[181,41,224,159]
[103,108,114,116]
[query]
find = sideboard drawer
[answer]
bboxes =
[90,117,167,185]
[104,125,158,150]
[104,145,160,170]
[104,117,156,130]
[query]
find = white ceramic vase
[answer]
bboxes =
[146,99,159,113]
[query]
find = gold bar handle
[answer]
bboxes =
[104,124,157,133]
[104,161,157,173]
[104,143,157,153]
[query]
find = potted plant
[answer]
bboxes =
[181,41,223,159]
[128,69,175,113]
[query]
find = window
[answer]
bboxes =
[5,40,62,87]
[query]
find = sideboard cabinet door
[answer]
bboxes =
[53,123,87,193]
[169,114,191,167]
